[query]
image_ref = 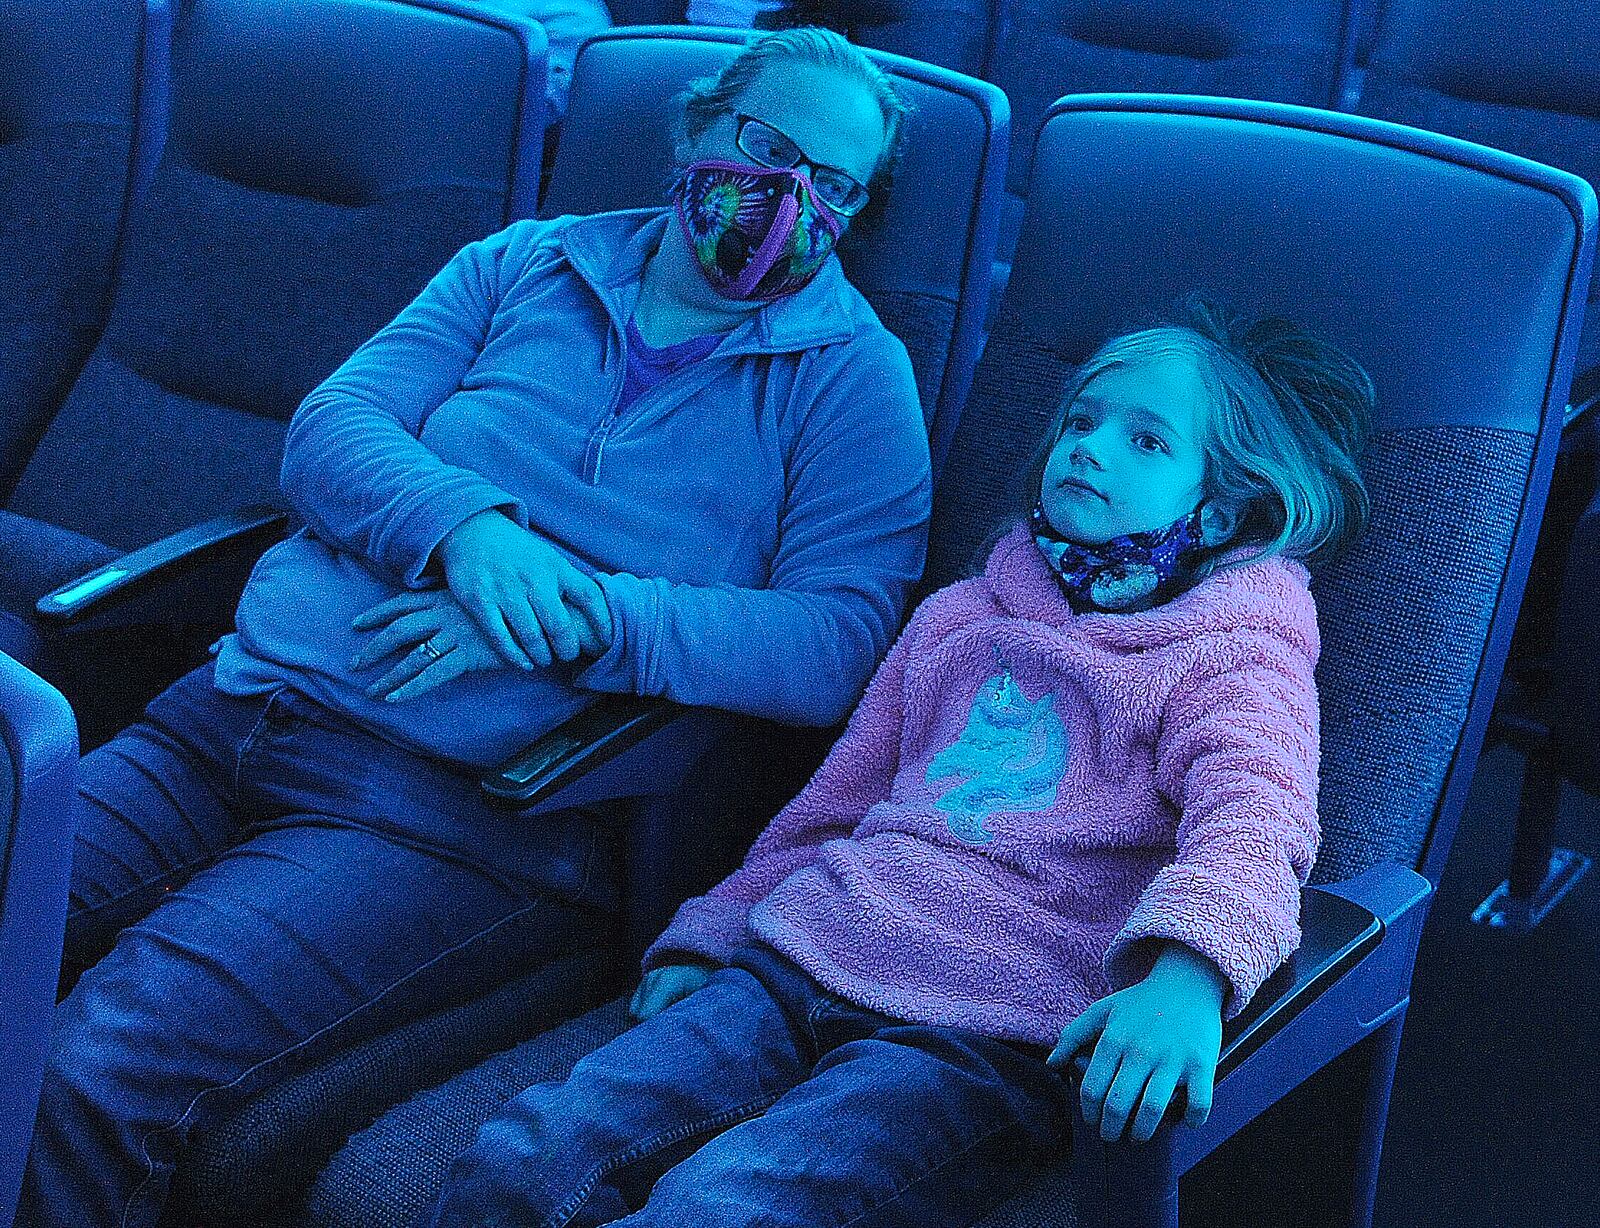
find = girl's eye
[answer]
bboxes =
[1134,433,1168,453]
[1065,414,1094,433]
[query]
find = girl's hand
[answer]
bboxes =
[629,963,713,1021]
[432,511,612,669]
[1047,943,1227,1143]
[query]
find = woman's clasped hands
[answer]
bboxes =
[1047,941,1227,1144]
[349,510,614,702]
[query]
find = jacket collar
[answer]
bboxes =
[557,207,859,357]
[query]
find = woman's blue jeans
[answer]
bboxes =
[17,664,621,1228]
[429,943,1074,1228]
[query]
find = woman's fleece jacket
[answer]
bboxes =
[644,524,1323,1045]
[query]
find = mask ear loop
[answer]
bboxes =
[728,186,801,298]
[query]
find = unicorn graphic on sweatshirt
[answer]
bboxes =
[925,668,1068,845]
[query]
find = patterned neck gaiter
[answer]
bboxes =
[1030,502,1210,614]
[672,159,842,302]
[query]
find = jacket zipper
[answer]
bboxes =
[584,324,629,485]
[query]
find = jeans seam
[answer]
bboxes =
[833,1111,1024,1228]
[543,1094,783,1228]
[66,858,219,926]
[69,693,273,928]
[231,685,286,800]
[118,891,558,1228]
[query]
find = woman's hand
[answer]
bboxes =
[350,588,612,702]
[1047,943,1227,1143]
[432,511,612,669]
[629,963,713,1021]
[350,589,504,702]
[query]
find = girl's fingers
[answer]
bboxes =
[384,650,468,702]
[1049,1002,1108,1070]
[1077,1034,1123,1126]
[1098,1058,1153,1143]
[350,590,441,631]
[1182,1060,1217,1127]
[350,610,442,670]
[1130,1063,1183,1142]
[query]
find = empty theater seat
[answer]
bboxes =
[1354,0,1600,404]
[0,0,548,734]
[0,0,164,512]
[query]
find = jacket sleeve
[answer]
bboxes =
[277,223,546,587]
[1102,628,1322,1020]
[640,604,924,971]
[575,330,931,726]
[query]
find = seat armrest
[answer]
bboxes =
[1213,881,1386,1078]
[1067,861,1432,1220]
[1564,388,1600,429]
[481,695,683,805]
[34,507,289,625]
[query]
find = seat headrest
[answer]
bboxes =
[167,0,542,207]
[1368,0,1600,119]
[0,0,145,137]
[1004,95,1594,435]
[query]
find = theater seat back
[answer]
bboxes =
[5,0,546,552]
[542,26,1009,469]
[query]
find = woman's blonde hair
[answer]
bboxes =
[1029,299,1374,571]
[672,28,913,230]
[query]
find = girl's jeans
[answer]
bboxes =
[429,942,1074,1228]
[17,664,621,1228]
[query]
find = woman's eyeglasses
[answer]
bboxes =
[733,113,871,217]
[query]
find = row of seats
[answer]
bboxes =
[34,64,1599,1228]
[747,0,1600,404]
[1,3,1596,1226]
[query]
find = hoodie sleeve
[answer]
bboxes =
[277,222,550,587]
[1103,618,1322,1020]
[641,604,923,971]
[575,329,931,727]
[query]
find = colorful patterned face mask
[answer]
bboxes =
[1030,502,1210,614]
[672,160,843,302]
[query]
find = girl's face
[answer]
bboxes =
[1039,354,1215,545]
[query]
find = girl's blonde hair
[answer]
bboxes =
[1028,299,1374,571]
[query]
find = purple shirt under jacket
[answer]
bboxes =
[646,525,1323,1045]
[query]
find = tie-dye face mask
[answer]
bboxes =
[672,160,843,302]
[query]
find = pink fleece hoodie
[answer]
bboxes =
[645,524,1322,1045]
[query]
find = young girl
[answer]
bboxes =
[426,301,1374,1228]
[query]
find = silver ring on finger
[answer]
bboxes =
[418,638,444,661]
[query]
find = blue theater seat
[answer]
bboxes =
[540,25,1009,462]
[297,95,1592,1228]
[0,0,547,738]
[767,0,992,75]
[0,0,167,612]
[1354,0,1600,405]
[161,29,1008,1225]
[0,654,79,1227]
[1351,0,1600,925]
[606,0,688,20]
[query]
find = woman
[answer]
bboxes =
[18,28,930,1228]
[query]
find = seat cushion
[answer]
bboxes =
[301,996,636,1228]
[175,951,625,1228]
